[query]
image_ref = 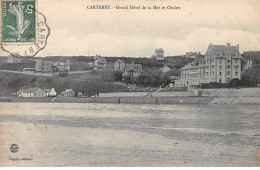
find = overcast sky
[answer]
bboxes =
[1,0,260,57]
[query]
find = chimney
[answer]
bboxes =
[227,43,230,47]
[237,44,239,52]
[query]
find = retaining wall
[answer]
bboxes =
[202,88,260,97]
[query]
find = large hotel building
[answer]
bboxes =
[175,43,242,86]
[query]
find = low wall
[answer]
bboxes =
[157,97,214,104]
[209,97,260,105]
[202,88,260,97]
[54,96,214,104]
[99,88,260,98]
[99,92,148,97]
[152,92,189,97]
[98,91,189,97]
[0,98,11,102]
[54,97,119,103]
[11,97,53,102]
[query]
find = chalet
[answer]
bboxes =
[77,92,83,97]
[122,62,142,77]
[244,59,253,70]
[114,59,126,71]
[35,60,70,73]
[17,87,46,97]
[93,55,107,70]
[61,89,75,97]
[159,65,172,74]
[7,55,22,63]
[43,88,57,97]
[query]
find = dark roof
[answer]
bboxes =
[207,44,242,58]
[194,55,205,62]
[63,89,74,93]
[43,89,53,93]
[125,63,142,72]
[18,87,44,93]
[114,59,125,63]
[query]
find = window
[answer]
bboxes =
[227,65,230,69]
[235,59,238,63]
[219,65,222,70]
[219,78,222,83]
[219,59,222,64]
[235,72,238,76]
[220,72,222,76]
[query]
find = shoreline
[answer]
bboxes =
[0,96,259,105]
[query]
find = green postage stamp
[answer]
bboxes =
[1,0,36,43]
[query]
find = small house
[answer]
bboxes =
[244,59,253,70]
[122,62,142,77]
[61,89,75,97]
[43,88,57,97]
[93,55,107,70]
[17,87,46,97]
[114,59,126,71]
[7,55,22,63]
[77,92,83,97]
[159,65,172,74]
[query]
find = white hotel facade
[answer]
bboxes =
[175,43,242,87]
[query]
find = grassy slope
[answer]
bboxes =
[0,72,130,97]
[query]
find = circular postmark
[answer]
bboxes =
[1,2,50,57]
[10,144,19,153]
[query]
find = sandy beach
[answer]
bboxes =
[0,103,260,166]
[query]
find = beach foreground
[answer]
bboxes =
[0,103,260,166]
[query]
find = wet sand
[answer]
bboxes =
[0,103,259,166]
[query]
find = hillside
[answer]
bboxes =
[242,51,260,65]
[0,72,130,97]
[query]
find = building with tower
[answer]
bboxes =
[151,48,164,61]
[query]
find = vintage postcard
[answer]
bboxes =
[0,0,260,167]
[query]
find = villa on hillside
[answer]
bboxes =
[122,62,143,77]
[93,55,107,70]
[7,55,22,63]
[151,48,164,61]
[17,87,46,97]
[114,59,126,71]
[175,43,242,87]
[244,59,253,70]
[159,65,172,74]
[35,60,70,73]
[185,52,201,59]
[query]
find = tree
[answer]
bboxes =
[167,69,181,76]
[228,78,240,88]
[115,71,122,81]
[134,72,171,87]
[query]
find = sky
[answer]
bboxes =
[1,0,260,57]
